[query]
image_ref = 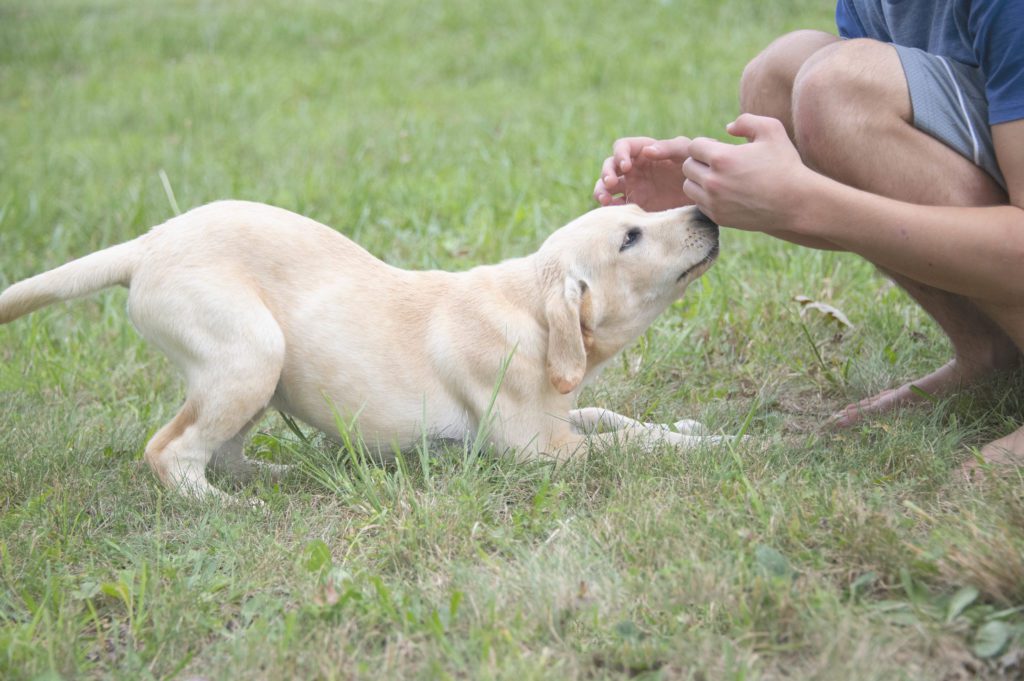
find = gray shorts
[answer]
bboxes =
[894,44,1006,190]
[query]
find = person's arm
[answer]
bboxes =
[683,115,1024,304]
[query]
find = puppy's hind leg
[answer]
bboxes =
[144,361,283,501]
[136,290,286,501]
[145,400,217,499]
[208,409,291,485]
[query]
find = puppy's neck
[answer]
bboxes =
[463,255,549,321]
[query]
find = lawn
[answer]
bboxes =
[1,1,1023,679]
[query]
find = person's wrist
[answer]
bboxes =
[785,168,833,238]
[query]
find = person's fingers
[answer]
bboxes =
[600,155,621,190]
[612,139,636,174]
[640,136,691,162]
[681,156,711,186]
[594,175,630,205]
[682,178,709,209]
[726,113,786,142]
[687,136,731,166]
[612,136,657,174]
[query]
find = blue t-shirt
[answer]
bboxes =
[836,0,1024,125]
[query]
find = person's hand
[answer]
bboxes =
[593,136,695,212]
[683,114,816,232]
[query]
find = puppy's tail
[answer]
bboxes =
[0,239,141,324]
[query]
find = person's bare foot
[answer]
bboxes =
[831,336,1023,428]
[830,358,967,427]
[959,425,1024,480]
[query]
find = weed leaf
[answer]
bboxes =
[946,586,980,623]
[849,571,876,601]
[304,540,332,574]
[794,295,853,328]
[754,544,794,580]
[973,620,1012,659]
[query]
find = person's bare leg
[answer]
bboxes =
[740,30,840,140]
[836,271,1020,425]
[790,40,1020,427]
[964,303,1024,473]
[976,430,1024,469]
[739,30,848,250]
[742,34,1021,437]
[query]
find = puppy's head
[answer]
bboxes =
[539,204,718,394]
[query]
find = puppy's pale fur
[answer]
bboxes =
[0,201,720,500]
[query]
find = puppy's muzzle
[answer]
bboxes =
[676,207,720,282]
[692,207,719,256]
[692,208,719,234]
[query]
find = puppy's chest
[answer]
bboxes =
[423,407,476,446]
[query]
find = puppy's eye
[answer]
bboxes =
[620,227,642,252]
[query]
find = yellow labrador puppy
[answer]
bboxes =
[0,201,719,500]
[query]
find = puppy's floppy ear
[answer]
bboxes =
[545,276,588,394]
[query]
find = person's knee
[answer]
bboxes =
[739,51,774,116]
[740,30,839,126]
[792,39,907,168]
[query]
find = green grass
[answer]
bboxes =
[2,1,1023,679]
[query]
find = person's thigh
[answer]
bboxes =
[791,38,1005,207]
[894,44,1006,191]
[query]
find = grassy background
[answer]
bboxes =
[2,1,1023,678]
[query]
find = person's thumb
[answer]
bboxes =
[726,114,785,142]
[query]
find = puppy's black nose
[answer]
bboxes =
[692,207,717,227]
[691,207,719,237]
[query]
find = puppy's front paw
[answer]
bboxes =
[673,419,708,435]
